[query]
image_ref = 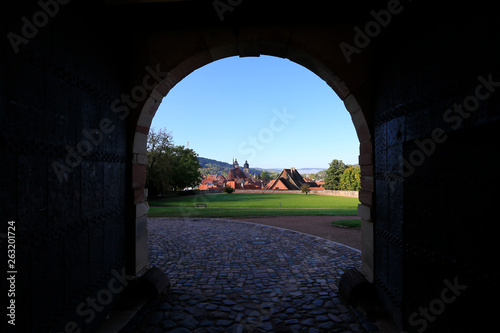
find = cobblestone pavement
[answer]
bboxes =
[122,218,378,333]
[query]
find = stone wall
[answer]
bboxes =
[200,189,225,194]
[234,189,359,198]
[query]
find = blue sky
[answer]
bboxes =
[151,55,359,169]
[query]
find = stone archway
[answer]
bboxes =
[130,40,375,280]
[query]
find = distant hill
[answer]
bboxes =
[296,168,326,175]
[198,157,279,177]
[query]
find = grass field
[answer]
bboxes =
[330,219,362,229]
[148,193,359,218]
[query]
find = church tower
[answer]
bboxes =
[233,158,239,169]
[243,160,250,177]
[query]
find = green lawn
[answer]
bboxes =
[330,219,362,229]
[148,193,360,218]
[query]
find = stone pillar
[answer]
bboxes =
[344,93,375,282]
[131,95,162,275]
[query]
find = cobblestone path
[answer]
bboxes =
[122,218,378,333]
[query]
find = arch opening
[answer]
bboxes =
[130,44,374,281]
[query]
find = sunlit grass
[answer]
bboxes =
[148,193,359,218]
[149,193,359,208]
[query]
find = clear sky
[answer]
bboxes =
[151,55,359,170]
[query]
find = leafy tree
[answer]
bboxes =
[146,128,202,196]
[301,184,311,195]
[260,171,272,181]
[339,166,361,191]
[170,145,202,191]
[324,159,348,190]
[146,129,174,197]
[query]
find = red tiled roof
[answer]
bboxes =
[266,168,306,190]
[227,167,250,181]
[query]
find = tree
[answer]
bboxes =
[324,159,348,190]
[146,128,174,197]
[223,186,234,194]
[170,145,202,191]
[146,128,202,196]
[260,171,272,181]
[301,184,311,195]
[339,166,361,191]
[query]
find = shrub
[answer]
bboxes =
[223,186,235,194]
